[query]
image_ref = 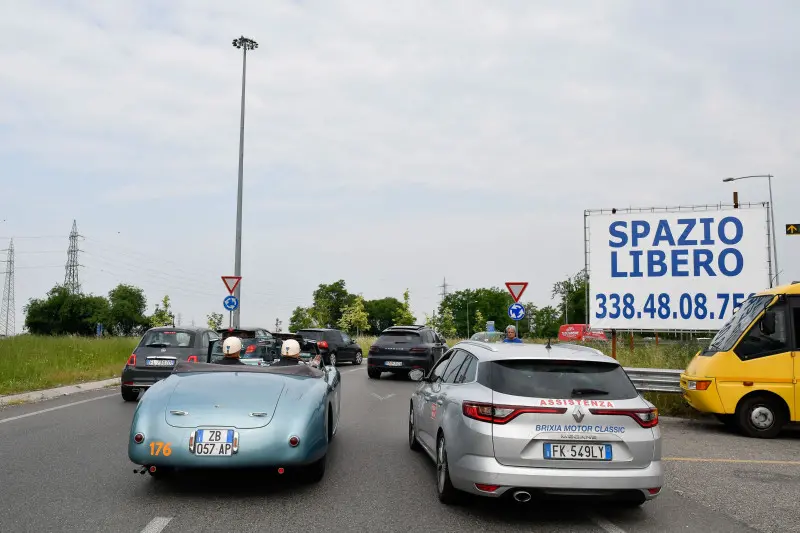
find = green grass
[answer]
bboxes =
[0,335,138,396]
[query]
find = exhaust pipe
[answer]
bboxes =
[513,490,532,502]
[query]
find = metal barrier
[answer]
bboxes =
[623,367,683,394]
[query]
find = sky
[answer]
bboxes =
[1,0,799,333]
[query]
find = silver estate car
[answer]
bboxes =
[407,341,663,505]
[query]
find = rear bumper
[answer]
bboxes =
[368,355,430,371]
[121,367,173,389]
[449,454,663,499]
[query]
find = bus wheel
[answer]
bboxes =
[735,395,786,439]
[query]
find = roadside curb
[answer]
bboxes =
[0,378,120,407]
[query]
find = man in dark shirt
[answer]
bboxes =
[272,338,306,366]
[216,336,247,365]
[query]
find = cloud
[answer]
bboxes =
[1,0,798,330]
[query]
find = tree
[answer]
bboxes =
[473,309,486,334]
[23,285,109,336]
[288,306,316,332]
[552,270,587,324]
[393,289,416,325]
[439,287,514,337]
[207,312,223,330]
[338,296,369,335]
[108,284,148,336]
[149,295,174,327]
[311,280,354,328]
[363,297,403,334]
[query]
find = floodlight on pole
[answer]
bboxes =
[230,35,258,327]
[722,174,779,286]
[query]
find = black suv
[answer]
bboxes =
[121,325,220,401]
[295,328,363,366]
[367,325,447,379]
[214,326,280,361]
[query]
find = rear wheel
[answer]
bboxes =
[409,402,421,451]
[121,387,138,402]
[353,351,363,365]
[436,435,459,505]
[367,368,381,379]
[736,395,787,438]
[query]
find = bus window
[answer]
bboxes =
[734,304,789,361]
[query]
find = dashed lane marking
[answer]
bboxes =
[588,514,627,533]
[664,456,800,466]
[0,393,117,425]
[140,516,173,533]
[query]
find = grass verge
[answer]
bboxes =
[0,335,137,396]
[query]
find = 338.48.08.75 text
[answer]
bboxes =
[594,292,756,321]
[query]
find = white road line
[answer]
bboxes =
[0,393,117,425]
[370,392,395,401]
[140,516,173,533]
[341,366,366,373]
[588,514,627,533]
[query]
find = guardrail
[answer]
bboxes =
[623,367,683,394]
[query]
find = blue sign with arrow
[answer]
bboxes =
[223,295,239,311]
[508,303,526,321]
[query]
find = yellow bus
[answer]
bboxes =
[681,281,799,438]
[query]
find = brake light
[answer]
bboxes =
[245,345,256,354]
[318,341,329,349]
[589,407,658,428]
[126,354,136,366]
[187,355,198,362]
[475,484,500,492]
[409,347,427,353]
[462,402,567,424]
[369,345,379,354]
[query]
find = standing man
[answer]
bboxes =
[503,325,523,343]
[217,336,247,364]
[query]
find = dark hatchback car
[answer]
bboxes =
[121,326,220,401]
[296,328,363,366]
[215,326,280,361]
[367,325,448,379]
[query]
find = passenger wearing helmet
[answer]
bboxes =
[216,336,247,365]
[503,324,523,343]
[272,338,306,366]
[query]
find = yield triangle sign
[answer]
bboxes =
[222,276,241,295]
[505,282,528,303]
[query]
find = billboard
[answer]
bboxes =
[586,205,771,330]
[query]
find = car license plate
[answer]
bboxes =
[544,443,612,461]
[146,358,175,367]
[385,361,402,367]
[194,429,235,456]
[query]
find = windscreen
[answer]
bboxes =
[211,338,261,358]
[297,330,324,341]
[705,295,774,353]
[140,330,195,348]
[480,359,639,400]
[219,329,257,339]
[377,331,421,344]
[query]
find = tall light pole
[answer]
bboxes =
[722,174,779,286]
[231,36,258,327]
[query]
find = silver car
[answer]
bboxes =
[407,341,663,505]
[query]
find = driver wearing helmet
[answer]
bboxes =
[272,338,305,366]
[216,336,247,365]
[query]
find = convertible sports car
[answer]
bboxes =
[128,345,341,482]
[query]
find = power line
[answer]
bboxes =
[1,240,15,336]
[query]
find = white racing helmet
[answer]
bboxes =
[222,336,242,355]
[281,338,301,357]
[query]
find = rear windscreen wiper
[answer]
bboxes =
[146,343,169,348]
[571,388,609,396]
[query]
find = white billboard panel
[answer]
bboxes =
[588,206,770,330]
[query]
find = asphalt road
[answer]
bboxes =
[1,366,798,533]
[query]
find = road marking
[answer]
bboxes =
[342,366,366,374]
[141,516,172,533]
[664,456,800,466]
[370,392,395,401]
[0,393,117,425]
[588,514,626,533]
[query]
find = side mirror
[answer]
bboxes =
[408,369,425,382]
[760,311,776,336]
[351,339,357,344]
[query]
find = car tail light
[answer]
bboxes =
[589,407,659,428]
[409,347,427,353]
[462,402,567,424]
[318,341,329,349]
[133,432,145,444]
[369,345,379,354]
[648,487,661,495]
[475,483,500,492]
[187,355,198,362]
[126,354,136,366]
[289,436,300,447]
[245,344,256,354]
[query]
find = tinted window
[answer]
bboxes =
[378,331,422,344]
[735,305,789,360]
[479,360,638,400]
[455,355,477,383]
[341,332,352,344]
[429,354,452,382]
[219,329,257,339]
[211,338,262,358]
[442,350,468,383]
[298,330,324,341]
[141,330,195,347]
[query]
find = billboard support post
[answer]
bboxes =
[611,329,617,359]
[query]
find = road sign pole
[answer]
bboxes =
[229,310,232,329]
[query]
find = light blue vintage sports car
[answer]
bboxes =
[128,352,341,482]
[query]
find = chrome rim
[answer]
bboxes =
[330,353,336,365]
[355,352,362,364]
[437,439,446,493]
[750,406,774,429]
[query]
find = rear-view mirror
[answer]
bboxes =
[408,369,425,382]
[760,311,776,336]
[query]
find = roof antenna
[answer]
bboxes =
[546,338,552,349]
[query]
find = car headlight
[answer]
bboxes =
[687,380,711,391]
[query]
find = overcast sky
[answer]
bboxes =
[1,0,798,332]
